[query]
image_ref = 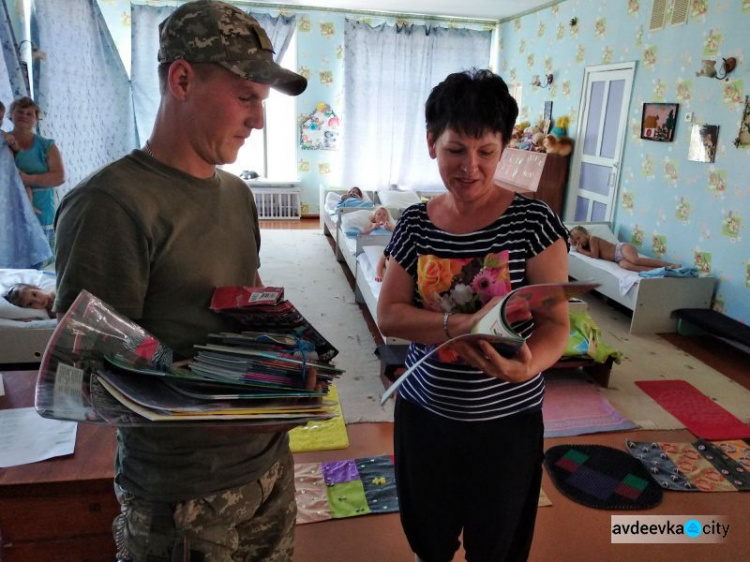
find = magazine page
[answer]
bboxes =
[35,290,174,424]
[380,281,600,404]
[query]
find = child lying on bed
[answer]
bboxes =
[569,226,679,272]
[3,282,56,318]
[361,206,395,235]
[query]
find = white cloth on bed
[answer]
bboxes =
[568,251,640,296]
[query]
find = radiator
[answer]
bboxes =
[249,187,301,220]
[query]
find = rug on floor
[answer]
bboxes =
[295,455,551,525]
[578,295,750,432]
[626,438,750,491]
[289,384,349,453]
[543,374,637,438]
[259,229,393,424]
[635,380,750,440]
[544,444,664,510]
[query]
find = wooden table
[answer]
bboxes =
[0,370,118,561]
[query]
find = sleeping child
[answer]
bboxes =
[361,206,395,235]
[340,186,363,203]
[3,282,56,318]
[569,226,679,272]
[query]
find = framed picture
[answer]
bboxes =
[640,103,679,142]
[734,95,750,148]
[544,101,553,121]
[688,124,719,163]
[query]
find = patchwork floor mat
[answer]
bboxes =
[289,384,349,453]
[295,455,552,525]
[543,375,637,438]
[626,438,750,491]
[544,444,663,510]
[635,380,750,440]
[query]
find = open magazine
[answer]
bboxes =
[380,281,600,404]
[35,290,340,426]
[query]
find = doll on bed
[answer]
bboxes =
[3,282,56,318]
[569,226,679,272]
[361,205,395,235]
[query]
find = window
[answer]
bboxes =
[221,32,298,181]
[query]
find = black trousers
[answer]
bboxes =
[394,397,544,562]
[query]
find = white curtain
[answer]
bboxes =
[342,20,492,191]
[0,0,28,125]
[33,0,136,200]
[131,4,297,145]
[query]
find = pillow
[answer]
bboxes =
[324,191,341,212]
[0,296,50,321]
[341,209,374,236]
[377,190,421,208]
[584,224,620,245]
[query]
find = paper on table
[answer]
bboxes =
[0,407,77,468]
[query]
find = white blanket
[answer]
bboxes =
[568,250,640,296]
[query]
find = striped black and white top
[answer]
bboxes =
[384,194,569,422]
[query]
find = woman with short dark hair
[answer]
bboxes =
[378,69,570,562]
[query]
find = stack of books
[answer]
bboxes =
[35,287,342,427]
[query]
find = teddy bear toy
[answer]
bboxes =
[550,115,570,138]
[543,134,574,156]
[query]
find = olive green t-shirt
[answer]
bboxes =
[55,150,287,502]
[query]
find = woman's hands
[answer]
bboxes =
[450,338,536,383]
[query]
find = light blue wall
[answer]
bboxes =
[500,0,750,325]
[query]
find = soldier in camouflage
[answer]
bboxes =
[54,1,307,561]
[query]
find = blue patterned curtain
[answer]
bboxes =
[32,0,136,200]
[342,20,492,191]
[0,0,28,122]
[131,4,297,145]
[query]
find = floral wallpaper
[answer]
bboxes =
[501,0,749,325]
[55,1,750,324]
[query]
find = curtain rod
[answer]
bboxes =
[130,1,499,25]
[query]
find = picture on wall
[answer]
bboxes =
[640,103,679,142]
[734,95,750,148]
[688,124,719,163]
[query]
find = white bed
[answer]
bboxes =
[0,268,57,367]
[354,236,409,345]
[566,223,717,334]
[319,187,376,257]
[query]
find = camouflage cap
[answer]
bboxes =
[158,0,307,96]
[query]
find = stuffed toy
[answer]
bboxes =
[544,134,574,156]
[551,115,570,138]
[531,132,546,151]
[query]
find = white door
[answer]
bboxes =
[564,63,636,223]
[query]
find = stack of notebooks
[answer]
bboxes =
[35,287,342,427]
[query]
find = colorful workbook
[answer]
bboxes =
[380,281,599,404]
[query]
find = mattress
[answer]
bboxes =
[568,251,640,296]
[356,245,384,301]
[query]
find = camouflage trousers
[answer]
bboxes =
[113,449,296,562]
